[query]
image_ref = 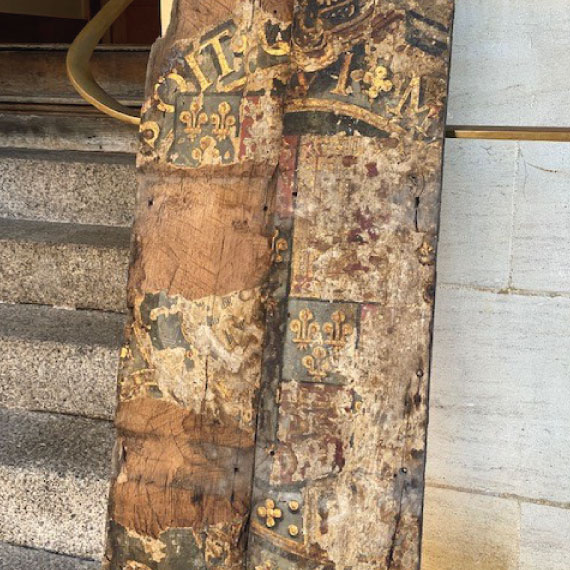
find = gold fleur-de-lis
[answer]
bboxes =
[302,345,330,378]
[323,311,353,355]
[271,229,288,263]
[363,65,393,100]
[191,136,220,164]
[211,101,237,141]
[180,100,208,142]
[257,499,283,528]
[290,309,320,350]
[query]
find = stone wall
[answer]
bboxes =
[422,1,570,568]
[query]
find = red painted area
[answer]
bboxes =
[276,135,300,218]
[238,96,261,160]
[365,162,379,177]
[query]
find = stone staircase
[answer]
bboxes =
[0,45,145,568]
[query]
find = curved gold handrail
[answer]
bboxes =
[66,0,141,125]
[446,126,570,142]
[67,1,570,141]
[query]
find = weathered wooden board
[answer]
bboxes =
[103,0,453,567]
[0,47,148,106]
[103,1,295,568]
[247,1,454,568]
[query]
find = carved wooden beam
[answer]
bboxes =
[103,0,453,568]
[103,1,294,567]
[247,1,454,568]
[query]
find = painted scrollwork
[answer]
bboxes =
[139,121,160,149]
[292,0,375,69]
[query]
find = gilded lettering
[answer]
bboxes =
[330,52,354,96]
[391,75,428,117]
[184,52,213,92]
[200,29,235,79]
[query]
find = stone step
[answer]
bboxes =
[0,107,138,154]
[0,149,136,227]
[0,408,114,560]
[0,303,124,420]
[0,218,130,312]
[0,542,98,570]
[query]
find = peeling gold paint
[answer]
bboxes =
[124,529,167,563]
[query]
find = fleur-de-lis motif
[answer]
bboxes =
[323,311,353,354]
[180,100,208,141]
[257,499,283,528]
[290,309,320,350]
[211,101,237,141]
[302,345,330,378]
[271,229,288,263]
[363,65,393,100]
[191,136,220,164]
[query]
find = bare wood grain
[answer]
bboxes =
[0,49,147,105]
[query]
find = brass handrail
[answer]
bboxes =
[66,0,140,125]
[67,0,570,141]
[447,126,570,142]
